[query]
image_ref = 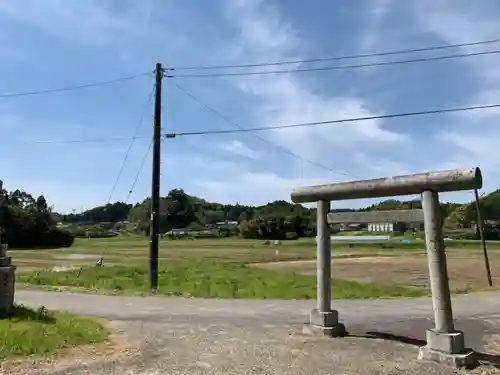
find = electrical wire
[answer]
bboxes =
[167,49,500,78]
[165,103,500,137]
[172,82,355,178]
[0,71,152,99]
[125,138,154,204]
[106,85,155,204]
[171,37,500,71]
[26,135,149,144]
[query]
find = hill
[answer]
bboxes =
[126,189,314,237]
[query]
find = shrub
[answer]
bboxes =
[41,228,75,248]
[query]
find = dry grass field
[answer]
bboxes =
[252,249,500,293]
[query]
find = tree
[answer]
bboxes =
[55,187,495,240]
[237,215,310,240]
[0,186,74,249]
[36,195,48,212]
[64,202,132,224]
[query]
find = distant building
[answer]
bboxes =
[471,220,498,232]
[166,228,189,235]
[198,229,220,236]
[367,222,407,233]
[164,228,220,237]
[328,209,425,234]
[338,223,365,231]
[215,221,239,230]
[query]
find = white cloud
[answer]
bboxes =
[0,0,158,46]
[190,156,243,173]
[436,130,499,184]
[352,152,412,177]
[414,0,500,86]
[413,0,500,191]
[216,140,260,159]
[221,0,407,174]
[438,131,496,157]
[190,161,333,206]
[360,0,394,51]
[188,157,408,209]
[178,0,416,208]
[189,0,500,206]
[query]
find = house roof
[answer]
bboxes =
[328,209,425,224]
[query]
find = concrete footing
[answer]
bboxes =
[302,309,347,337]
[417,329,478,369]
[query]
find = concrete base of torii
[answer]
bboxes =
[418,329,477,369]
[302,309,347,337]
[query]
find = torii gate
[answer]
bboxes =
[291,167,482,368]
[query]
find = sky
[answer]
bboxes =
[1,0,500,213]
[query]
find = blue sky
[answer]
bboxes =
[1,0,500,213]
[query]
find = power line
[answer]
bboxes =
[125,138,154,204]
[171,37,500,71]
[106,86,155,204]
[166,103,500,137]
[172,82,355,178]
[25,135,149,144]
[167,49,500,78]
[0,71,152,99]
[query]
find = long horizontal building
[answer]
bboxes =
[327,209,425,233]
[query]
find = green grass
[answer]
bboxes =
[0,305,108,360]
[10,236,499,299]
[9,235,499,281]
[18,261,426,299]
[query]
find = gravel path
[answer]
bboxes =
[9,290,500,375]
[13,290,500,322]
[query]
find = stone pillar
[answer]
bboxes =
[418,190,476,368]
[304,200,346,337]
[0,243,15,316]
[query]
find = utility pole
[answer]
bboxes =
[149,62,163,291]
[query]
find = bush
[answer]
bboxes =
[41,228,75,248]
[187,222,205,231]
[483,227,500,241]
[219,230,232,238]
[194,232,220,239]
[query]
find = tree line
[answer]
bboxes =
[5,184,498,248]
[0,187,74,249]
[59,188,500,240]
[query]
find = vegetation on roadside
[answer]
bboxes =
[18,261,426,299]
[0,305,108,360]
[0,187,74,249]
